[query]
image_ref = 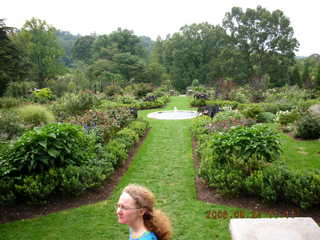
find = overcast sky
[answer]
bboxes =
[2,0,319,56]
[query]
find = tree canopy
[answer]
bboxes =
[14,18,65,87]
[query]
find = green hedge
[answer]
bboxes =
[194,117,320,209]
[0,119,149,205]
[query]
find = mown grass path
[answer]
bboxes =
[0,96,249,240]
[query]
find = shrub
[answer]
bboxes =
[203,125,282,174]
[0,177,16,205]
[0,110,25,140]
[229,88,250,103]
[4,81,37,98]
[242,104,263,119]
[132,83,154,98]
[4,123,96,176]
[190,98,206,107]
[204,117,256,134]
[134,96,169,110]
[104,139,128,167]
[256,112,276,123]
[205,166,246,196]
[14,170,58,204]
[275,110,300,125]
[57,165,105,196]
[17,104,55,127]
[104,85,123,97]
[32,88,55,103]
[284,170,320,209]
[128,120,149,137]
[115,128,138,150]
[51,91,99,119]
[117,96,138,105]
[0,97,23,109]
[260,103,280,114]
[295,113,320,139]
[206,100,239,109]
[213,110,244,122]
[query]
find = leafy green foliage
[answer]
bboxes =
[32,88,55,103]
[242,104,263,119]
[0,117,148,205]
[0,19,29,96]
[14,18,65,87]
[194,111,320,208]
[204,125,281,173]
[132,83,154,98]
[256,112,276,123]
[223,6,299,86]
[57,166,106,196]
[275,110,299,125]
[4,123,95,175]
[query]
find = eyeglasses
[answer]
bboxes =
[115,204,142,211]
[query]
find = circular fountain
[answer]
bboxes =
[147,107,199,120]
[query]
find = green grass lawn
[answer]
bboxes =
[0,96,256,240]
[279,130,320,171]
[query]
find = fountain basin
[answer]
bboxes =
[147,110,199,120]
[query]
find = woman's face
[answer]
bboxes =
[116,192,144,226]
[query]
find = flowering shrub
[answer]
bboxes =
[274,110,299,125]
[67,108,133,143]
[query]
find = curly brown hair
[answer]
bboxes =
[123,184,172,240]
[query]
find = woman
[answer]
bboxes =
[116,184,172,240]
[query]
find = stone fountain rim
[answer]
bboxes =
[147,109,199,120]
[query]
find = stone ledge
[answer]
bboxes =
[230,217,320,240]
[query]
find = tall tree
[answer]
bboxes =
[0,19,28,96]
[14,18,65,87]
[164,23,228,91]
[72,35,95,63]
[223,6,299,86]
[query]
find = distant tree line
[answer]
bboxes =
[1,6,320,96]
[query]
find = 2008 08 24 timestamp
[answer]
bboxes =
[206,209,297,219]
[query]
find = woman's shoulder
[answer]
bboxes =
[132,231,157,240]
